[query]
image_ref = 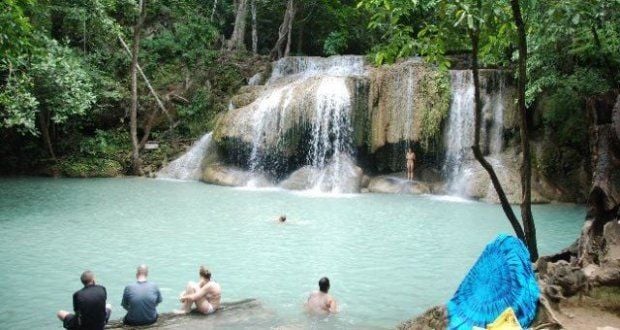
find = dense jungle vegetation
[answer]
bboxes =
[1,0,618,179]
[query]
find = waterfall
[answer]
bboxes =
[240,56,364,192]
[443,70,506,195]
[157,132,213,180]
[307,77,356,193]
[268,56,366,83]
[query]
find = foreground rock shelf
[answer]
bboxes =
[105,299,270,329]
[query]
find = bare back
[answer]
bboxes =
[306,291,337,314]
[199,280,221,309]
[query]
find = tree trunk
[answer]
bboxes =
[130,0,146,176]
[468,26,525,242]
[251,0,257,54]
[510,0,538,260]
[210,0,218,22]
[270,0,295,60]
[296,20,304,54]
[284,1,295,57]
[228,0,248,51]
[38,108,56,160]
[118,36,171,123]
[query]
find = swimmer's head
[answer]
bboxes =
[136,264,149,278]
[279,215,287,222]
[319,277,330,293]
[80,270,95,286]
[199,266,211,280]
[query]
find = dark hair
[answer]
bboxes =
[319,277,330,293]
[199,266,211,280]
[80,270,94,285]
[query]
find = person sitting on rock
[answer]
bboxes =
[121,265,162,326]
[306,277,338,315]
[57,270,112,330]
[175,266,221,315]
[406,147,416,180]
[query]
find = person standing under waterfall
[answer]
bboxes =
[406,147,416,180]
[174,266,221,315]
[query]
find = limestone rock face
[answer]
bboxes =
[577,92,620,286]
[201,164,272,187]
[367,175,431,195]
[214,75,368,148]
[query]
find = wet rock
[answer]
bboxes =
[455,151,550,204]
[279,162,363,193]
[201,164,271,187]
[367,175,431,195]
[279,166,318,190]
[105,299,276,329]
[229,86,265,109]
[397,305,447,330]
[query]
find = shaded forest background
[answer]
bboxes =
[0,0,618,177]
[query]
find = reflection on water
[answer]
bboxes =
[0,178,585,329]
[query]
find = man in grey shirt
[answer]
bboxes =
[122,265,162,326]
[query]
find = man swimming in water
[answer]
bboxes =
[406,147,416,180]
[278,215,287,223]
[175,266,221,315]
[306,277,338,315]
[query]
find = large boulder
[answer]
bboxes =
[201,164,272,187]
[454,150,550,204]
[367,175,431,195]
[279,161,364,193]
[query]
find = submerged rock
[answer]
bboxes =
[201,164,272,187]
[105,299,275,329]
[367,175,431,195]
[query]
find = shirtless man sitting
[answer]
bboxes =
[175,266,221,315]
[306,277,338,315]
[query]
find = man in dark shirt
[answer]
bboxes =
[57,270,111,330]
[121,264,162,326]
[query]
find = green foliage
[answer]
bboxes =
[0,38,95,136]
[323,31,348,56]
[0,64,39,134]
[32,39,96,123]
[57,157,123,177]
[417,69,451,150]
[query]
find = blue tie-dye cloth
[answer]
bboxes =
[447,234,539,329]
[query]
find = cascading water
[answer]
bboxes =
[307,77,357,193]
[443,70,507,195]
[268,56,366,83]
[157,132,213,180]
[241,56,365,192]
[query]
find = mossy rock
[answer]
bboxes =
[57,158,123,178]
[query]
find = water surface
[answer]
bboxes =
[0,178,585,329]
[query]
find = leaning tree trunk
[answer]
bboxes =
[468,22,525,242]
[38,108,56,159]
[251,0,257,54]
[270,0,295,60]
[510,0,538,261]
[228,0,248,51]
[130,0,146,176]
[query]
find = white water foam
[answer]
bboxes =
[157,132,213,181]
